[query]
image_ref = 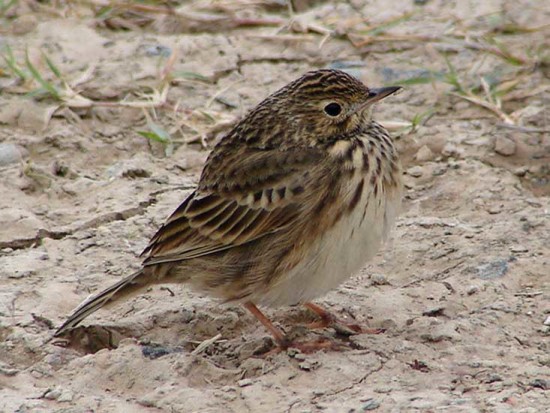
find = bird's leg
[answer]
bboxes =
[243,302,343,353]
[304,302,384,335]
[244,302,289,348]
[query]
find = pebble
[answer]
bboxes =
[106,158,151,179]
[0,365,19,376]
[361,398,380,410]
[442,142,463,158]
[44,387,62,400]
[513,166,528,177]
[432,164,447,176]
[486,373,503,383]
[141,345,176,359]
[370,273,389,285]
[143,44,172,57]
[0,143,24,167]
[298,361,313,371]
[406,166,423,177]
[415,145,434,162]
[238,378,253,387]
[529,378,548,390]
[422,307,445,317]
[544,316,550,326]
[287,348,301,357]
[509,245,528,253]
[494,136,516,156]
[467,285,479,295]
[476,260,508,279]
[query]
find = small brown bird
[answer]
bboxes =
[55,69,402,350]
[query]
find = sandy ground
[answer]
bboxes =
[1,1,549,412]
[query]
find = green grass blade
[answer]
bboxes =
[42,52,63,79]
[25,50,60,98]
[2,45,28,80]
[137,122,171,145]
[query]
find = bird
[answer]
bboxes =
[54,69,403,351]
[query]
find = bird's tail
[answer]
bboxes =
[54,269,147,337]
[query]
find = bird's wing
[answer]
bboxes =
[141,143,325,266]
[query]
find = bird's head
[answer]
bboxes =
[272,69,401,144]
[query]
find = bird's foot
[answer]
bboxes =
[260,336,345,356]
[304,302,385,336]
[284,337,345,353]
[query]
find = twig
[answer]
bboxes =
[449,92,515,125]
[513,291,543,297]
[191,333,222,355]
[496,124,550,134]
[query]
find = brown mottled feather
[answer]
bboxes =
[54,69,403,339]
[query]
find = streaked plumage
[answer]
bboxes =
[55,69,402,349]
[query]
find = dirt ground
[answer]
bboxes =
[1,1,549,412]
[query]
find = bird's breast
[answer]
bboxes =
[257,137,402,307]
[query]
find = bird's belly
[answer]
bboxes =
[258,182,401,307]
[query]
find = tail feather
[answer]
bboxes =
[54,269,146,337]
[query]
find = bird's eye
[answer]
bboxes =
[324,102,342,117]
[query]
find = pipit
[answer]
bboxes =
[55,69,403,351]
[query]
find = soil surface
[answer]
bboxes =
[1,1,549,412]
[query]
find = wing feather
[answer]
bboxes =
[141,144,326,267]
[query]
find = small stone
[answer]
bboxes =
[494,135,516,156]
[486,374,503,383]
[476,260,508,279]
[432,165,447,176]
[467,285,479,295]
[312,389,325,396]
[406,166,423,177]
[415,145,434,162]
[221,385,236,393]
[544,316,550,326]
[420,324,460,342]
[0,365,19,376]
[106,157,152,179]
[238,378,253,387]
[0,143,25,167]
[510,245,528,253]
[287,348,301,357]
[513,167,528,177]
[362,398,380,410]
[44,388,62,400]
[141,345,173,359]
[294,353,307,361]
[370,273,388,285]
[143,44,172,57]
[298,361,313,371]
[442,142,463,158]
[422,307,445,317]
[529,379,548,390]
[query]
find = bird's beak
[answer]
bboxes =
[367,86,402,102]
[354,86,402,113]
